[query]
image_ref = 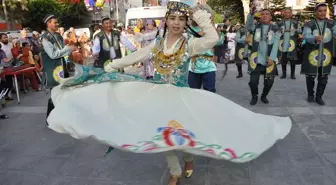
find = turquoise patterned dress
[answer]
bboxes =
[61,36,190,89]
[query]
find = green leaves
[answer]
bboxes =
[207,0,244,24]
[269,0,287,21]
[22,0,89,31]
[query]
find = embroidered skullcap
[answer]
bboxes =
[101,16,112,23]
[166,1,192,17]
[315,2,327,11]
[43,14,56,24]
[32,31,39,35]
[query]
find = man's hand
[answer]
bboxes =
[298,34,303,39]
[245,34,253,45]
[315,35,323,44]
[267,58,274,67]
[250,4,256,14]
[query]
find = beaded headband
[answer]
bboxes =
[165,1,191,17]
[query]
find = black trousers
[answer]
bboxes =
[248,64,274,97]
[281,52,296,76]
[46,88,54,126]
[236,60,243,75]
[306,67,328,98]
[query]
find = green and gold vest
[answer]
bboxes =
[41,31,67,89]
[301,19,334,75]
[95,30,122,68]
[248,24,279,76]
[277,19,300,60]
[235,27,252,61]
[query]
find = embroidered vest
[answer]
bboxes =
[248,24,279,76]
[277,19,299,60]
[235,27,252,60]
[41,31,67,88]
[301,19,334,75]
[95,30,122,68]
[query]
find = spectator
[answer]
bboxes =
[0,33,13,61]
[0,43,14,101]
[11,39,22,61]
[92,24,101,39]
[20,42,40,91]
[58,27,65,37]
[69,27,77,44]
[18,29,30,45]
[71,43,84,65]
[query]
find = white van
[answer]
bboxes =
[125,6,167,28]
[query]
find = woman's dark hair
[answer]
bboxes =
[22,42,29,47]
[228,26,234,33]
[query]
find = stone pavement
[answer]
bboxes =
[1,64,336,185]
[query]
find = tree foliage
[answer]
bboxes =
[269,0,286,21]
[302,0,317,21]
[22,0,89,31]
[0,0,28,28]
[213,12,223,24]
[207,0,244,25]
[302,0,335,21]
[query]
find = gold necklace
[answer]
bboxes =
[153,38,186,75]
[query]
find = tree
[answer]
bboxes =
[302,0,316,21]
[0,0,28,30]
[269,0,286,21]
[207,0,244,25]
[22,0,89,31]
[213,12,223,24]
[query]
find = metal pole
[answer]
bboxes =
[116,0,119,24]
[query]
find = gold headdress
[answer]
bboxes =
[165,1,192,17]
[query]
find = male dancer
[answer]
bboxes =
[302,3,336,105]
[92,16,136,70]
[246,6,281,105]
[41,14,75,125]
[278,7,302,79]
[234,24,251,78]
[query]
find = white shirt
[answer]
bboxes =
[0,42,13,60]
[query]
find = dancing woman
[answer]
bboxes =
[47,2,292,185]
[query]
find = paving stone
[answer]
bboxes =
[1,154,42,170]
[0,171,49,185]
[288,149,327,168]
[311,106,336,115]
[30,156,68,175]
[299,167,336,185]
[286,107,315,115]
[59,157,106,177]
[89,157,166,181]
[208,163,250,185]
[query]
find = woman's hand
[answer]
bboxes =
[191,5,213,26]
[104,62,118,72]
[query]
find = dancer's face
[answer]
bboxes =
[283,9,292,19]
[166,13,187,36]
[260,10,272,24]
[315,6,327,20]
[147,24,154,30]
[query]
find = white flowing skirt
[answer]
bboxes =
[48,81,292,163]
